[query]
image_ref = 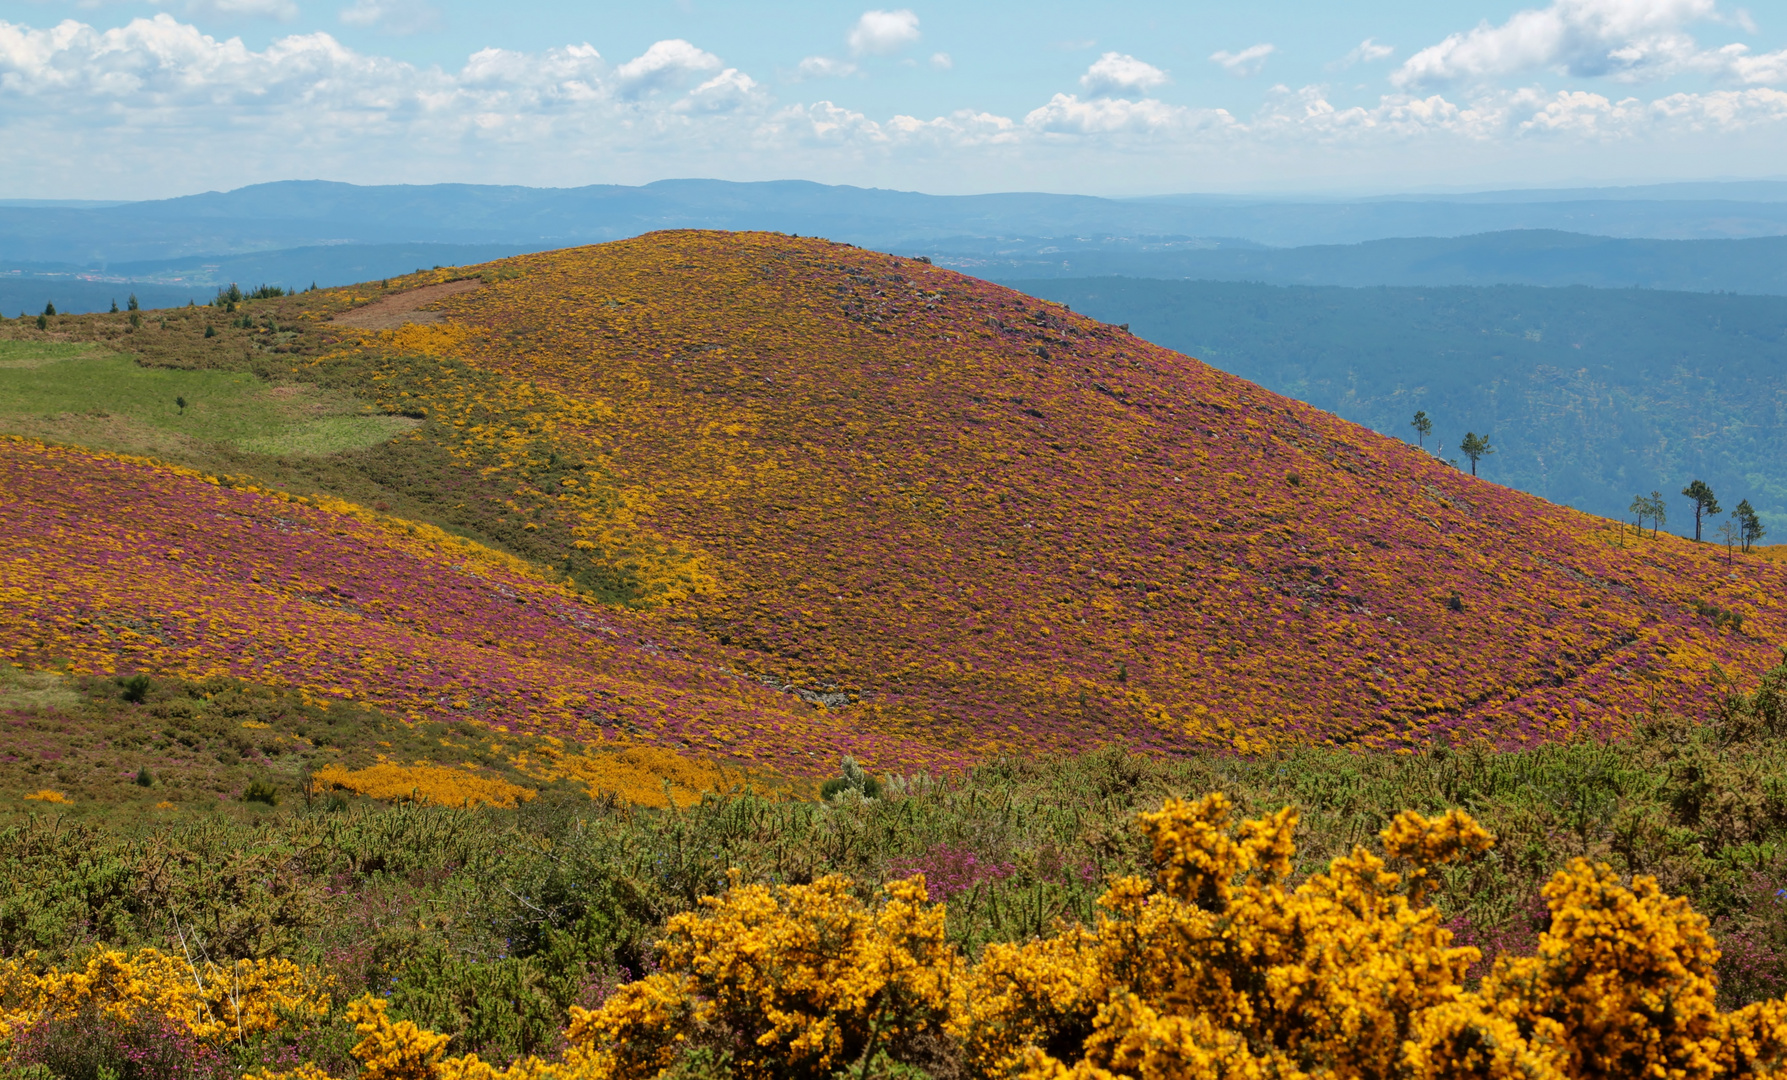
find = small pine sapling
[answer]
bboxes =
[120,674,151,704]
[1718,518,1741,565]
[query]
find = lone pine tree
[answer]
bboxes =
[1683,480,1721,542]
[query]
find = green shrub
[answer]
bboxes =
[119,675,152,704]
[242,778,279,806]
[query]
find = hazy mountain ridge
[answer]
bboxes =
[957,230,1787,294]
[6,177,1787,268]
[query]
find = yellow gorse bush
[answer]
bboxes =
[571,871,962,1079]
[23,796,1787,1080]
[0,947,331,1043]
[311,762,539,809]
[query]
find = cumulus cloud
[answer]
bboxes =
[339,0,441,35]
[1709,41,1787,84]
[1389,0,1773,88]
[1210,43,1275,76]
[1079,52,1168,97]
[796,55,857,79]
[1330,38,1395,70]
[680,68,761,113]
[1028,93,1219,135]
[847,9,920,56]
[612,38,721,97]
[1,10,1784,197]
[930,51,952,70]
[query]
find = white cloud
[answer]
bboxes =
[1079,52,1168,97]
[0,11,1784,198]
[1210,43,1276,77]
[1025,93,1230,135]
[796,55,857,79]
[1331,38,1394,70]
[847,9,919,56]
[1709,42,1787,84]
[339,0,441,35]
[1389,0,1771,88]
[185,0,299,21]
[680,68,761,113]
[930,51,952,70]
[612,38,721,97]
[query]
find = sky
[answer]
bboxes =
[0,0,1784,199]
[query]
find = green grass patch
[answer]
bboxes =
[0,343,417,459]
[0,341,113,369]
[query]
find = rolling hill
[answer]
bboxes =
[2,231,1783,774]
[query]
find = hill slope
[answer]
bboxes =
[1010,278,1787,532]
[4,231,1785,769]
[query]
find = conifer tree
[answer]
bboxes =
[1682,480,1720,542]
[1459,432,1494,476]
[1410,410,1432,448]
[1646,491,1667,538]
[1735,499,1766,553]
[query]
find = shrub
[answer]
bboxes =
[820,756,882,801]
[566,871,961,1079]
[135,768,153,788]
[243,778,280,806]
[120,675,152,704]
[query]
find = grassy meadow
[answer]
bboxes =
[0,341,416,461]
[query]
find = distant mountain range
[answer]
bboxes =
[5,178,1787,315]
[4,178,1785,263]
[951,231,1787,294]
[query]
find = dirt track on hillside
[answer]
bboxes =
[330,280,483,330]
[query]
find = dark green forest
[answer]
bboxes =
[1016,278,1787,533]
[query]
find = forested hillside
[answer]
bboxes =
[1017,278,1787,533]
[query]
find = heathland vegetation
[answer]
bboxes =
[1015,277,1787,534]
[5,231,1787,1077]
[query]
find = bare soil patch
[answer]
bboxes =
[331,279,484,330]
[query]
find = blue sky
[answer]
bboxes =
[0,0,1784,198]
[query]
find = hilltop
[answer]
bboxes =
[3,230,1784,777]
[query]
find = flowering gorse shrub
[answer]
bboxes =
[0,947,332,1044]
[18,793,1787,1078]
[311,763,538,809]
[238,794,1787,1079]
[570,871,962,1079]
